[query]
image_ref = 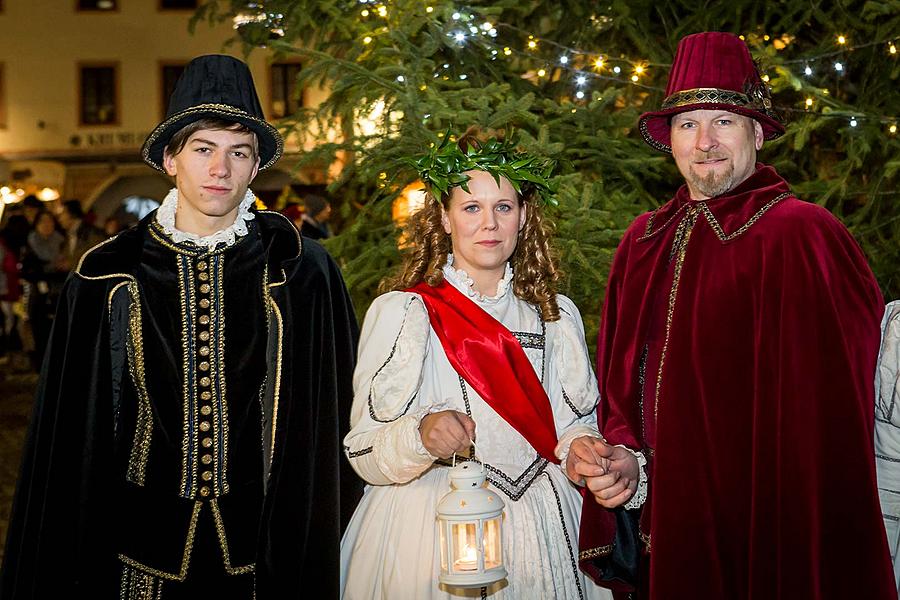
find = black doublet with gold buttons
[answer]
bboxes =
[0,211,362,599]
[114,218,270,584]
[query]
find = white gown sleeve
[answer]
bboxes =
[546,295,603,469]
[343,291,440,485]
[875,300,900,590]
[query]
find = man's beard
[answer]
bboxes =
[687,153,735,198]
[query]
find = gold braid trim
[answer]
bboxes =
[125,280,153,485]
[212,255,230,496]
[578,545,613,561]
[267,297,284,463]
[142,103,284,172]
[654,205,700,421]
[210,499,256,575]
[119,563,164,600]
[662,88,758,110]
[699,192,792,242]
[118,500,202,582]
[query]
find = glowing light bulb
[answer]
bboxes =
[396,75,405,82]
[576,75,587,86]
[890,124,898,134]
[594,57,604,69]
[837,35,846,45]
[537,68,546,77]
[452,12,460,19]
[890,44,897,55]
[834,61,843,72]
[377,5,387,17]
[560,55,569,64]
[363,36,372,44]
[503,47,512,56]
[804,65,812,76]
[426,6,433,13]
[805,98,813,107]
[761,74,770,82]
[634,65,645,75]
[631,74,639,82]
[613,66,621,74]
[361,9,369,16]
[849,118,858,127]
[575,90,585,99]
[454,31,466,42]
[528,40,537,49]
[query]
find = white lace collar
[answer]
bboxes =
[442,254,513,303]
[155,187,256,250]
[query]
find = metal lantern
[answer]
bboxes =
[437,461,507,588]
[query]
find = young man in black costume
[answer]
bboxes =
[0,55,361,599]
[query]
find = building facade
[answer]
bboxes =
[0,0,325,223]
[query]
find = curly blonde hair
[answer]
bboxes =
[382,184,562,322]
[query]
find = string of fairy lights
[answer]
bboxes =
[233,2,899,136]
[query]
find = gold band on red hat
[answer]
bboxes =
[661,87,773,113]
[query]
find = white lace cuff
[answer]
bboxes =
[372,408,439,484]
[617,444,648,510]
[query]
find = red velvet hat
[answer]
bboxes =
[638,32,784,153]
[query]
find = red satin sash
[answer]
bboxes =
[408,280,560,464]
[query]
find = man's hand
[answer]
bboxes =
[419,410,476,459]
[565,436,610,484]
[582,440,640,508]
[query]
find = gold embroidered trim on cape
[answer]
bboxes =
[700,192,792,242]
[125,280,153,486]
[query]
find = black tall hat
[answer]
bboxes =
[141,54,284,172]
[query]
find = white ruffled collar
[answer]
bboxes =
[442,254,513,303]
[155,187,256,250]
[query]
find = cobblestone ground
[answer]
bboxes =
[0,353,38,566]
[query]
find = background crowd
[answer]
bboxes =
[0,192,332,372]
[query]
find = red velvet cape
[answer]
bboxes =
[578,166,896,599]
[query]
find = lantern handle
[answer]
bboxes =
[451,439,485,473]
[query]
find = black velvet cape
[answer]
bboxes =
[0,210,361,598]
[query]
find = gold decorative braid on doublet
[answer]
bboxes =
[118,500,202,582]
[210,499,256,575]
[119,563,164,600]
[178,255,199,499]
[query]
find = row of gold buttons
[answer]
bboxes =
[196,259,214,498]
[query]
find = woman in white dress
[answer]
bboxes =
[340,131,614,600]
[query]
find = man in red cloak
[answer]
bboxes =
[575,31,897,599]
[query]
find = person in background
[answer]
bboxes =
[299,194,332,240]
[20,210,65,369]
[56,199,105,271]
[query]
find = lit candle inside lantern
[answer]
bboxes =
[454,545,478,571]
